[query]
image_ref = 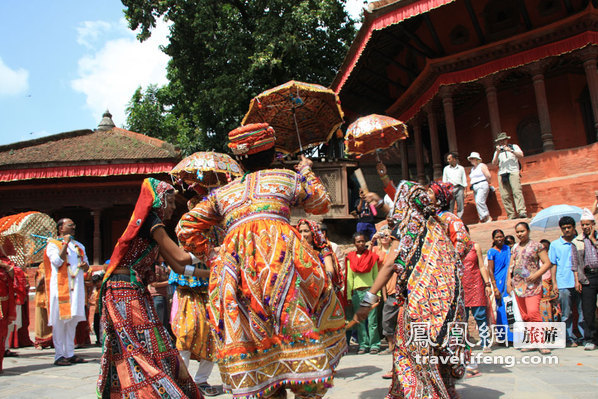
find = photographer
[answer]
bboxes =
[491,132,527,219]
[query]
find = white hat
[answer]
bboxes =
[581,208,595,222]
[467,152,482,161]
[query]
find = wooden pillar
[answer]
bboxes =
[92,208,102,265]
[399,141,409,180]
[425,103,443,180]
[439,87,458,154]
[580,47,598,141]
[412,119,426,184]
[529,62,555,151]
[481,77,502,139]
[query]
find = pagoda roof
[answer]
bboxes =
[332,0,597,122]
[0,127,181,182]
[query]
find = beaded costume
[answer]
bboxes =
[177,166,347,399]
[97,178,201,399]
[386,181,468,399]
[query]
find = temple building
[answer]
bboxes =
[0,111,181,264]
[333,0,598,223]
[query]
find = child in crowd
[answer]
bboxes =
[346,232,380,354]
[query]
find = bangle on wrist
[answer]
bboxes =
[484,282,491,287]
[363,291,379,305]
[188,252,200,265]
[183,265,195,277]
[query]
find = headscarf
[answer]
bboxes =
[389,181,435,275]
[228,123,276,157]
[428,181,454,211]
[103,177,174,284]
[295,219,328,251]
[390,180,462,347]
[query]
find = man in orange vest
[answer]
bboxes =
[44,218,89,366]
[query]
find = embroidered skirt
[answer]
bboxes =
[97,279,201,399]
[208,219,347,398]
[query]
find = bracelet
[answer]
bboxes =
[484,282,491,287]
[188,252,200,265]
[183,265,195,277]
[362,291,380,305]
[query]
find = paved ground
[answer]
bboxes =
[1,343,597,398]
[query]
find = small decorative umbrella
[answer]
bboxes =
[170,151,244,188]
[530,204,583,231]
[0,211,57,265]
[344,114,409,156]
[242,80,344,154]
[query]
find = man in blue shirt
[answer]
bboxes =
[549,216,584,346]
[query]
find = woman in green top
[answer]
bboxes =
[346,232,380,354]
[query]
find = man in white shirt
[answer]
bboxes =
[442,152,467,218]
[44,218,89,366]
[491,132,527,219]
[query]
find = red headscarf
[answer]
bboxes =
[103,177,174,284]
[295,219,328,251]
[428,181,454,211]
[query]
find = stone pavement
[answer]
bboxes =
[1,344,597,398]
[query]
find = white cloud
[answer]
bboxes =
[0,57,29,96]
[71,18,170,127]
[76,20,112,49]
[345,0,367,20]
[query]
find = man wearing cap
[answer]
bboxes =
[572,209,598,350]
[467,152,492,223]
[442,152,467,218]
[491,132,527,219]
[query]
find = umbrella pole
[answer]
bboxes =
[292,107,303,153]
[375,149,381,163]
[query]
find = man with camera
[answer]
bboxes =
[492,132,527,219]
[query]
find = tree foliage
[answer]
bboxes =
[122,0,356,154]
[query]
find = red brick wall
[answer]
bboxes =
[461,141,598,224]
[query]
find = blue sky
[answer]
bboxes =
[0,0,365,146]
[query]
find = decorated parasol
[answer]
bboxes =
[242,80,344,154]
[0,211,57,265]
[170,151,244,188]
[344,114,409,156]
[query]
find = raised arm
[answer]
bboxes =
[293,156,331,215]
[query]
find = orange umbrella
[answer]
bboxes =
[242,80,344,154]
[0,211,57,265]
[344,114,408,156]
[170,151,243,188]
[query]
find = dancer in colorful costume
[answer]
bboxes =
[170,193,224,397]
[97,177,205,398]
[296,219,344,299]
[355,181,468,399]
[177,123,347,399]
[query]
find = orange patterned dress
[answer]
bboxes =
[177,166,347,399]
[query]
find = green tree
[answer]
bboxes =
[122,0,356,153]
[125,84,199,155]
